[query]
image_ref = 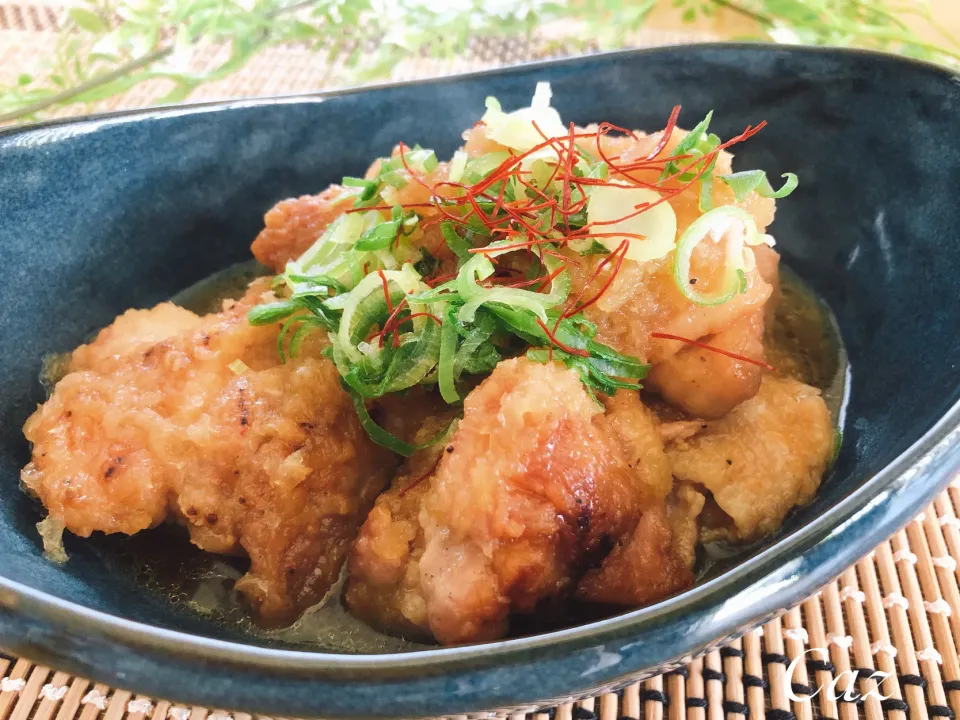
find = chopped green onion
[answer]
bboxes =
[461,151,511,185]
[829,428,843,468]
[288,319,317,358]
[294,213,366,270]
[588,161,608,180]
[448,150,468,184]
[247,300,299,325]
[386,319,441,391]
[673,205,759,306]
[381,147,438,175]
[580,240,611,256]
[347,387,455,457]
[661,111,714,180]
[441,222,473,261]
[454,330,500,377]
[337,265,423,362]
[719,171,799,201]
[409,279,459,304]
[456,243,569,323]
[342,176,379,202]
[355,219,400,251]
[438,307,459,403]
[413,250,439,278]
[286,274,347,295]
[347,389,418,456]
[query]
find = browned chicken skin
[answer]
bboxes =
[665,375,834,541]
[22,281,395,626]
[646,311,766,419]
[346,358,693,644]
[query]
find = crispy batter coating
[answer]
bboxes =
[646,311,766,419]
[251,187,354,272]
[600,390,673,509]
[576,501,695,606]
[347,360,695,644]
[22,281,395,626]
[251,148,455,273]
[665,375,833,541]
[343,419,449,643]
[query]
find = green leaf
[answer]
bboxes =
[247,300,298,325]
[70,75,141,103]
[682,7,696,22]
[69,7,107,33]
[438,308,460,403]
[578,240,611,256]
[342,176,378,202]
[718,170,799,201]
[762,0,821,25]
[355,220,400,251]
[440,222,473,261]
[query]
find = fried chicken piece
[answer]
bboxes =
[666,483,706,568]
[251,147,455,273]
[251,187,355,271]
[344,418,451,643]
[576,500,697,606]
[646,311,766,418]
[347,360,695,644]
[665,375,833,541]
[22,281,395,626]
[565,234,774,369]
[600,390,673,508]
[575,401,702,607]
[560,125,779,418]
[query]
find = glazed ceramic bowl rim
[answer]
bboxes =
[2,42,960,677]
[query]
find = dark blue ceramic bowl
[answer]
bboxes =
[1,44,960,719]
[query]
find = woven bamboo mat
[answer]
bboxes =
[4,486,960,720]
[4,4,960,720]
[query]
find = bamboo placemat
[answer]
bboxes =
[4,5,960,720]
[4,487,960,720]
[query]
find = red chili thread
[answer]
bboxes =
[561,240,629,320]
[376,297,408,347]
[396,141,437,195]
[377,269,393,313]
[595,121,641,140]
[533,264,566,292]
[650,332,776,371]
[536,318,590,357]
[424,271,459,288]
[353,113,771,341]
[399,452,443,497]
[644,105,682,160]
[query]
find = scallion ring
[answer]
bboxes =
[673,206,760,306]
